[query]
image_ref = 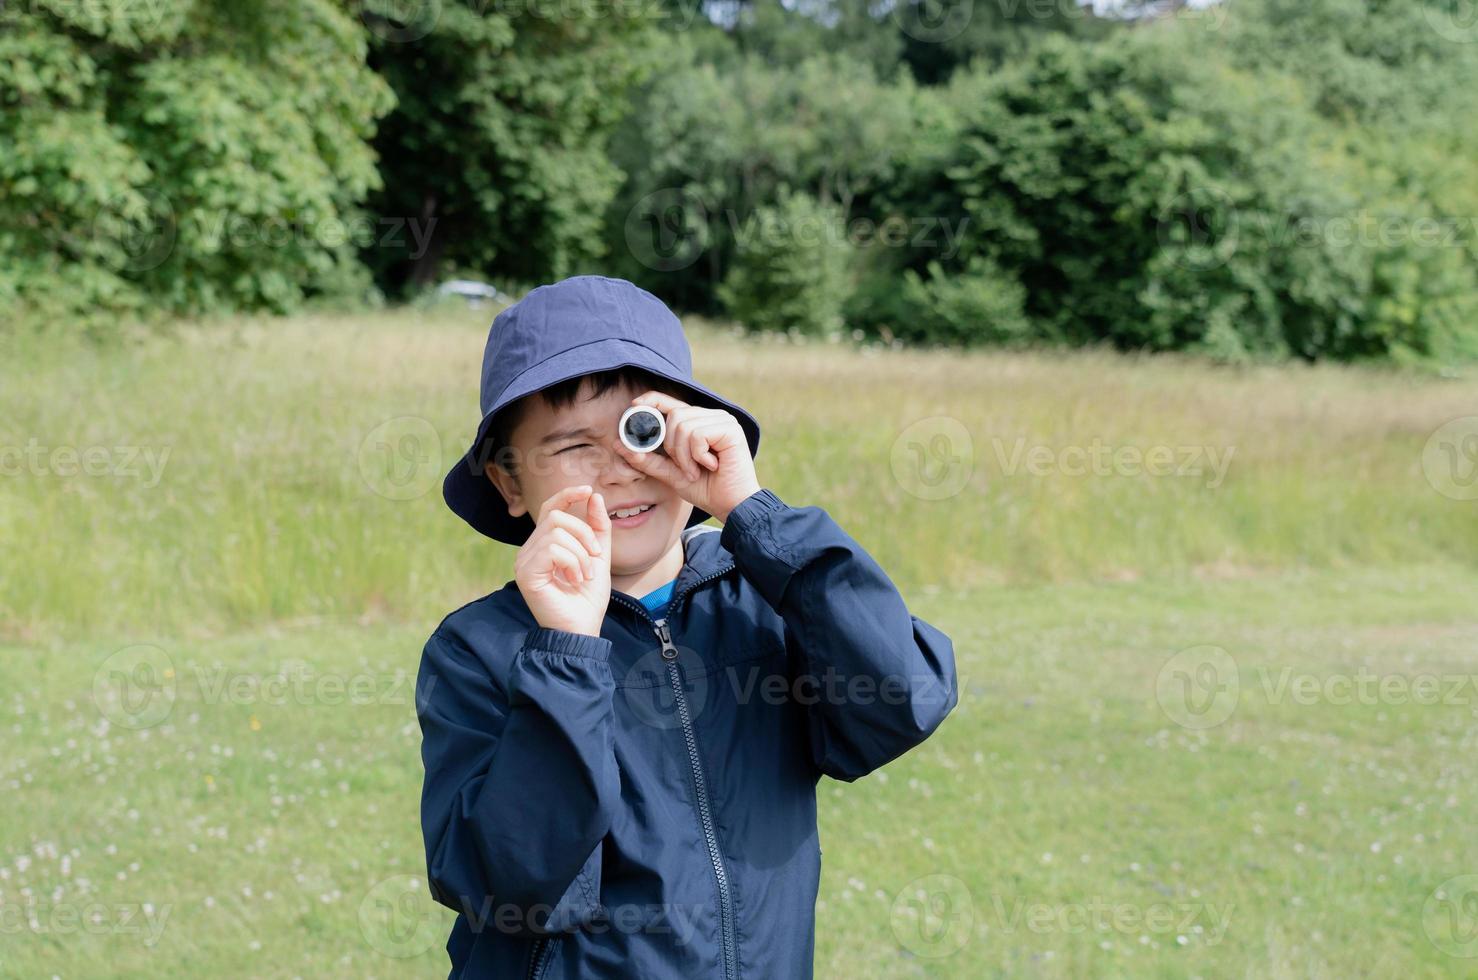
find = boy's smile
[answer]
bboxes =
[484,377,692,599]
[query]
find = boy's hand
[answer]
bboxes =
[515,485,612,637]
[614,392,761,523]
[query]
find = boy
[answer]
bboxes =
[417,274,958,978]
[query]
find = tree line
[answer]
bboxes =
[3,0,1476,362]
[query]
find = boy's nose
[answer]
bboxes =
[599,439,645,481]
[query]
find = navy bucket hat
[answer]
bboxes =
[442,274,762,545]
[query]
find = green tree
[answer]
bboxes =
[359,0,664,295]
[0,0,392,325]
[607,38,921,312]
[895,29,1477,361]
[717,188,855,335]
[892,0,1114,84]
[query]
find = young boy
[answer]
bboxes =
[417,274,958,979]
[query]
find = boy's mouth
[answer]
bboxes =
[608,501,656,528]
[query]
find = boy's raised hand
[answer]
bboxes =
[614,392,761,523]
[514,485,612,637]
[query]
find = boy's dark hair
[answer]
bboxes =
[478,366,690,476]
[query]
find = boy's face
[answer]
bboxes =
[485,377,693,578]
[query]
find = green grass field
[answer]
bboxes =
[2,307,1476,978]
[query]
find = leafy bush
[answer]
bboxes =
[717,190,855,336]
[607,42,920,314]
[901,30,1478,361]
[361,0,662,296]
[0,0,392,327]
[898,257,1032,347]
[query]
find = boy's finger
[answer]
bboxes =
[631,391,690,415]
[688,423,721,472]
[537,484,592,524]
[616,441,688,487]
[663,416,698,481]
[677,416,727,479]
[703,417,744,466]
[547,526,594,580]
[587,492,612,555]
[546,510,602,558]
[546,542,586,586]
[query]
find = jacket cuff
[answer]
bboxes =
[720,487,803,610]
[719,487,788,558]
[523,626,613,662]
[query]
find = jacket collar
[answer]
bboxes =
[676,524,734,587]
[609,524,734,617]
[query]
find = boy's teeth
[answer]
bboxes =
[611,504,652,519]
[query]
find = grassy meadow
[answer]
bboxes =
[1,306,1477,978]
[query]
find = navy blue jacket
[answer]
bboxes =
[416,487,959,978]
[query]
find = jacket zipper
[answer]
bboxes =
[526,936,552,980]
[610,572,739,979]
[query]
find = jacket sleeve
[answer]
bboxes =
[718,487,959,782]
[416,622,619,935]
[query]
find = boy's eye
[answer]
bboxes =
[557,443,592,454]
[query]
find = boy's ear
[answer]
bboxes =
[484,462,528,519]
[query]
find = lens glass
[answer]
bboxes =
[624,410,663,450]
